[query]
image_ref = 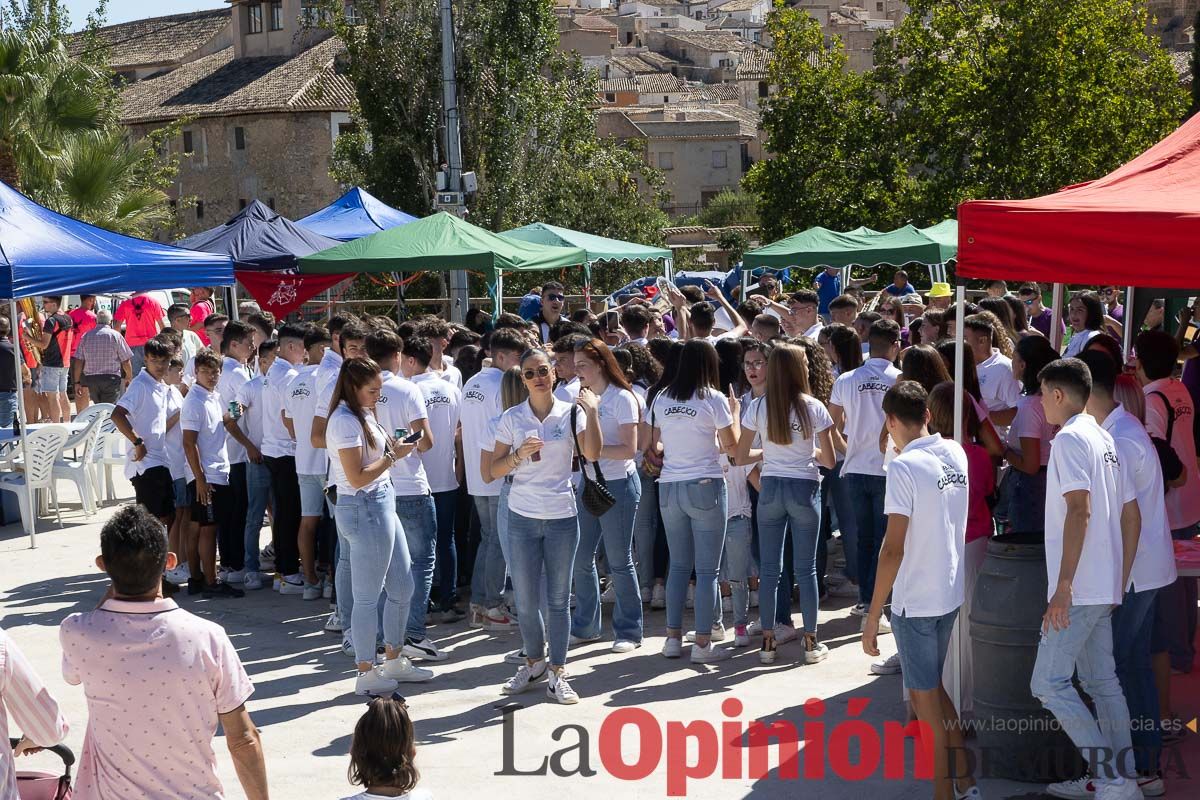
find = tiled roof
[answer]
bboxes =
[571,15,618,31]
[680,82,740,102]
[119,35,352,124]
[1171,51,1193,84]
[658,30,757,51]
[734,47,771,79]
[70,9,230,69]
[611,55,660,74]
[710,0,763,11]
[601,77,636,92]
[600,73,685,93]
[637,51,678,70]
[627,0,687,7]
[705,102,760,137]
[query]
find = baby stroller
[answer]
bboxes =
[8,738,74,800]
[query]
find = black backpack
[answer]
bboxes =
[1148,391,1186,489]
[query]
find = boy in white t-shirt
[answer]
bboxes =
[863,381,975,800]
[236,341,277,591]
[1030,358,1141,800]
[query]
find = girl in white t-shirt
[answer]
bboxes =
[327,358,432,696]
[736,344,836,666]
[646,339,738,664]
[1003,336,1059,536]
[342,695,432,800]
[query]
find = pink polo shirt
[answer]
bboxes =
[60,597,253,800]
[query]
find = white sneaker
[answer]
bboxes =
[870,653,902,675]
[955,787,984,800]
[402,637,447,662]
[803,637,829,664]
[733,626,751,647]
[640,586,652,603]
[501,660,548,694]
[612,640,641,653]
[1046,777,1095,799]
[272,574,282,592]
[1136,776,1164,798]
[760,640,778,664]
[686,584,695,609]
[503,649,528,665]
[547,669,580,704]
[661,637,683,658]
[279,574,305,595]
[569,633,601,647]
[691,642,731,663]
[165,566,189,584]
[242,572,264,590]
[749,589,759,608]
[302,581,323,601]
[746,620,764,637]
[354,666,399,696]
[380,655,434,683]
[650,584,666,609]
[849,602,869,617]
[324,611,344,633]
[773,624,798,645]
[322,579,333,599]
[468,604,486,629]
[863,615,892,633]
[1096,781,1143,800]
[224,569,246,584]
[483,606,517,631]
[684,624,726,643]
[341,635,355,658]
[600,585,616,604]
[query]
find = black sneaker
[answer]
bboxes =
[203,581,245,599]
[187,577,207,596]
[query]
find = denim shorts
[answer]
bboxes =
[36,365,67,393]
[173,477,189,509]
[891,608,959,691]
[298,473,327,517]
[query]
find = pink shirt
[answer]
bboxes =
[1,629,69,799]
[60,598,253,800]
[191,299,215,345]
[964,440,995,542]
[113,294,164,346]
[67,307,97,360]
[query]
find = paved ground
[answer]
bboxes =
[2,480,1197,799]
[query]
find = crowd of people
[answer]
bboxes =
[1,273,1198,800]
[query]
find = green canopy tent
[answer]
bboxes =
[299,212,588,317]
[499,222,672,304]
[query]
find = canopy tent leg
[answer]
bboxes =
[493,269,504,321]
[664,258,674,282]
[1123,286,1136,358]
[9,299,35,548]
[583,262,593,309]
[229,284,240,321]
[949,283,966,712]
[1051,283,1065,352]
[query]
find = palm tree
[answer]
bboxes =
[54,129,174,239]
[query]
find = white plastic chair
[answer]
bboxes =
[67,403,115,450]
[94,417,127,504]
[53,411,108,515]
[0,425,70,529]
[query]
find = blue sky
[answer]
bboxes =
[63,0,228,30]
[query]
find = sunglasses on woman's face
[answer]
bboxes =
[1023,298,1035,306]
[523,365,552,380]
[545,294,565,302]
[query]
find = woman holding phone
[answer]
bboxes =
[489,349,602,704]
[326,357,433,696]
[646,339,738,663]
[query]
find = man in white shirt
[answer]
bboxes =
[461,327,528,630]
[283,327,331,600]
[1135,330,1200,680]
[215,321,256,585]
[964,314,1020,426]
[864,381,975,800]
[112,337,176,527]
[261,323,309,594]
[1082,351,1176,791]
[1030,358,1141,800]
[236,341,276,590]
[829,318,901,614]
[787,290,824,340]
[415,318,463,389]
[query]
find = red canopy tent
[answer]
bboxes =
[957,113,1200,289]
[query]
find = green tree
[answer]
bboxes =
[699,189,759,228]
[743,3,907,241]
[874,0,1188,222]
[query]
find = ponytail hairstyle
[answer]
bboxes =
[500,366,529,411]
[348,695,419,794]
[764,343,814,445]
[828,324,863,372]
[329,357,383,448]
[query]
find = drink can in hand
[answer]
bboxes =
[526,429,541,462]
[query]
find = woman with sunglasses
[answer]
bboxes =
[490,349,601,703]
[569,338,644,653]
[646,339,739,663]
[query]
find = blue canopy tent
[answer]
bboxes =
[177,200,341,271]
[296,187,418,242]
[0,180,233,546]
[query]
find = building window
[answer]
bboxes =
[182,130,194,153]
[758,81,769,98]
[337,122,357,137]
[345,3,362,25]
[270,1,283,30]
[663,96,669,103]
[301,0,324,25]
[234,126,246,150]
[877,2,884,10]
[604,92,616,103]
[196,200,205,220]
[658,152,673,170]
[713,150,728,169]
[247,2,263,34]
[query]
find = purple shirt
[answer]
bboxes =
[1029,307,1064,338]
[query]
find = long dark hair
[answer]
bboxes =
[666,339,721,401]
[1002,294,1029,332]
[1072,291,1104,332]
[901,344,952,393]
[790,336,833,406]
[330,357,382,448]
[618,341,660,388]
[348,695,419,793]
[715,337,745,395]
[1014,335,1059,395]
[828,324,863,372]
[574,338,632,391]
[935,340,983,403]
[647,340,683,406]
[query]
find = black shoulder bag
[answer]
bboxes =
[571,406,616,516]
[1149,391,1186,489]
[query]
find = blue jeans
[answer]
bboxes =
[0,391,15,428]
[1030,604,1135,784]
[721,515,753,627]
[243,460,273,574]
[846,473,886,605]
[892,608,958,691]
[432,489,459,611]
[396,493,437,641]
[130,344,145,377]
[633,467,659,589]
[659,478,727,634]
[1113,587,1160,774]
[470,494,505,609]
[757,477,822,635]
[824,462,858,582]
[572,472,643,642]
[507,512,579,666]
[335,483,413,664]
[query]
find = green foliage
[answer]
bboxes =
[698,189,759,228]
[716,229,749,264]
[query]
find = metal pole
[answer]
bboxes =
[1051,283,1065,352]
[1122,286,1135,358]
[10,299,35,548]
[493,269,503,322]
[950,283,966,711]
[229,284,240,321]
[441,0,468,323]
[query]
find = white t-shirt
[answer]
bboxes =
[165,385,185,482]
[1044,413,1134,606]
[436,355,463,390]
[1007,394,1056,466]
[236,376,266,449]
[1143,378,1200,530]
[1063,328,1102,358]
[340,790,432,800]
[312,347,343,421]
[725,392,757,518]
[744,394,833,481]
[216,357,252,464]
[650,388,734,482]
[283,365,326,475]
[116,369,170,476]
[884,434,969,617]
[1102,405,1177,592]
[180,383,230,485]
[460,367,504,496]
[260,359,298,458]
[413,371,462,493]
[494,398,584,520]
[802,320,824,339]
[829,357,901,477]
[326,403,391,495]
[594,383,640,480]
[976,350,1021,412]
[553,377,580,404]
[376,372,430,496]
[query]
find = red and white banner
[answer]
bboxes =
[235,270,351,318]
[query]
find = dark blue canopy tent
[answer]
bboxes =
[295,187,418,241]
[0,180,233,546]
[176,200,340,270]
